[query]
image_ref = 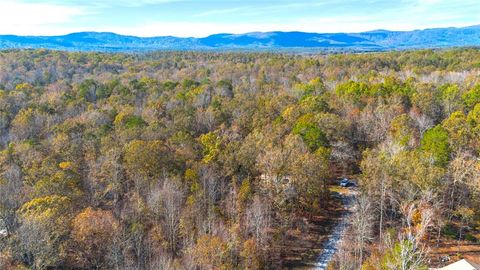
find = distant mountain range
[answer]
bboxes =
[1,25,480,52]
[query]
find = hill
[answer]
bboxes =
[0,25,479,52]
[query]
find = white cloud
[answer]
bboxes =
[193,7,252,18]
[82,0,183,8]
[0,0,478,37]
[0,0,87,35]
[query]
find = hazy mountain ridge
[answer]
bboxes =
[1,25,479,52]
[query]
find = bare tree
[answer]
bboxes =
[356,103,400,144]
[148,252,176,270]
[410,110,434,137]
[330,141,357,176]
[444,152,479,219]
[351,195,373,267]
[148,179,185,255]
[199,166,222,235]
[0,163,22,235]
[246,195,271,246]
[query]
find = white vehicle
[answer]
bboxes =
[339,178,355,187]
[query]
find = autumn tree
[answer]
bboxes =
[191,235,230,270]
[17,195,72,269]
[69,207,120,269]
[123,140,172,192]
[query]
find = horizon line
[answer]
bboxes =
[0,24,478,39]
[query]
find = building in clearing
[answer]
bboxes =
[434,259,480,270]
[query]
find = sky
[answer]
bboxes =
[0,0,479,37]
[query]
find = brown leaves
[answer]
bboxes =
[70,207,120,268]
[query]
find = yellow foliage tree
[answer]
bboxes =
[192,235,231,269]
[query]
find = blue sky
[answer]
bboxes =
[0,0,479,37]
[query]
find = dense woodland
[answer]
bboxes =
[0,49,480,269]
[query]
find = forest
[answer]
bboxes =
[0,48,480,269]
